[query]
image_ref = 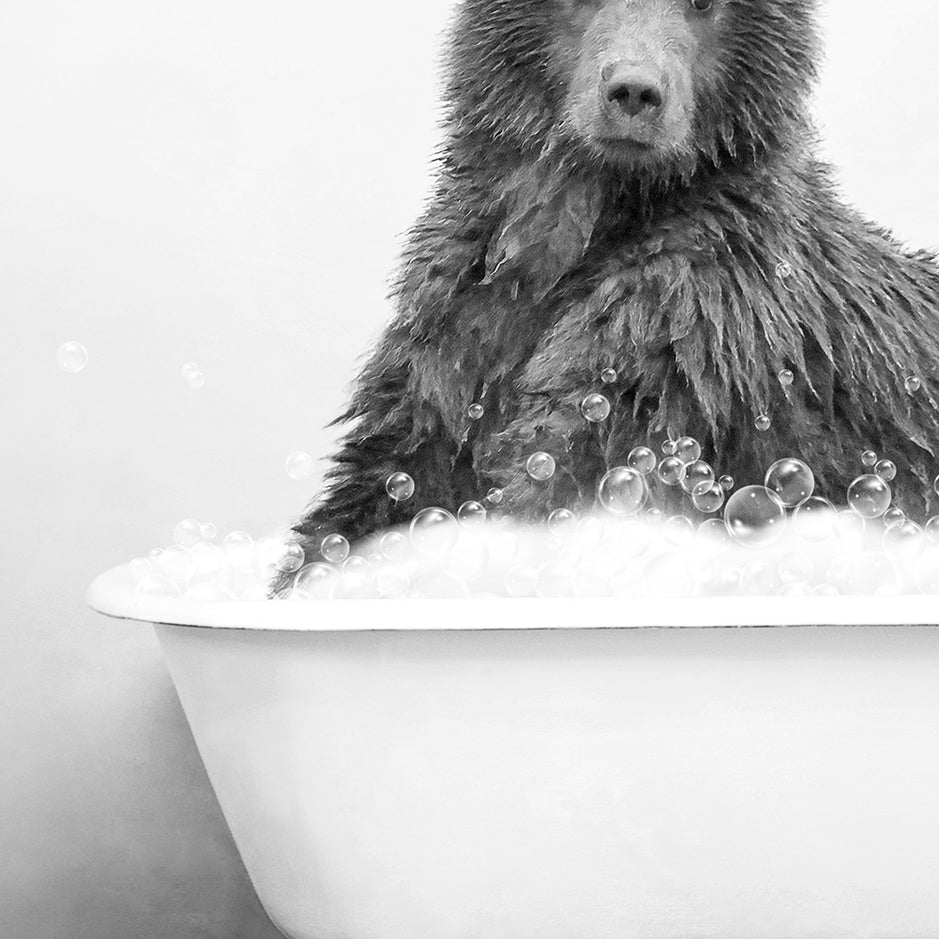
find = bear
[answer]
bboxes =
[273,0,939,595]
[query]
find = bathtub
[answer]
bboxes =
[88,562,939,939]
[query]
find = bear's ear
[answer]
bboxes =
[482,155,604,302]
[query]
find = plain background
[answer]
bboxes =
[2,1,938,936]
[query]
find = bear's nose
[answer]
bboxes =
[601,66,664,118]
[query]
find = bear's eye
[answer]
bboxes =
[689,0,713,11]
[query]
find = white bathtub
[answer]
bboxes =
[88,563,939,939]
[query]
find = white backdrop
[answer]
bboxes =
[1,1,938,935]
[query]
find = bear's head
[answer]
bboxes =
[447,0,820,176]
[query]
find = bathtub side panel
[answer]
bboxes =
[156,623,939,939]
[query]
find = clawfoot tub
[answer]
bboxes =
[89,564,939,939]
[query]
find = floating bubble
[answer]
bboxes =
[600,368,618,385]
[674,436,702,464]
[154,545,195,583]
[778,369,795,387]
[697,517,732,548]
[775,260,794,280]
[719,475,735,491]
[410,507,459,554]
[320,533,350,564]
[645,507,664,524]
[905,375,922,394]
[657,456,686,487]
[664,515,695,546]
[547,507,577,536]
[692,481,725,514]
[526,452,557,481]
[882,507,906,529]
[386,472,416,502]
[862,450,878,467]
[883,520,926,559]
[597,466,647,516]
[581,393,611,423]
[765,458,815,507]
[755,414,772,432]
[184,364,206,389]
[662,439,676,456]
[379,531,408,561]
[834,509,865,540]
[275,541,305,574]
[847,474,892,519]
[792,496,835,542]
[487,488,504,505]
[874,459,897,482]
[467,403,485,421]
[173,519,203,548]
[724,486,786,546]
[627,446,657,476]
[201,522,217,541]
[285,451,315,481]
[129,557,151,581]
[458,500,487,526]
[680,460,714,494]
[341,555,368,575]
[57,341,88,373]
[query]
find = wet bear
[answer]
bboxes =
[274,0,939,591]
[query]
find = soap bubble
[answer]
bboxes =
[664,515,695,546]
[341,555,368,575]
[526,452,557,481]
[154,545,195,583]
[765,458,815,507]
[285,451,315,481]
[320,533,350,564]
[862,450,878,467]
[505,565,539,598]
[457,500,487,526]
[627,446,657,476]
[487,488,504,505]
[692,481,725,514]
[201,522,217,541]
[646,507,664,524]
[724,486,786,546]
[792,496,835,542]
[779,552,813,584]
[184,365,206,389]
[375,565,410,599]
[662,439,677,456]
[883,520,926,559]
[755,414,772,432]
[410,507,458,554]
[597,467,647,516]
[697,517,732,548]
[223,532,256,572]
[882,507,906,529]
[674,436,702,464]
[600,368,618,384]
[680,460,714,494]
[905,375,922,394]
[927,517,939,545]
[657,456,686,487]
[379,531,407,561]
[874,459,897,482]
[275,541,305,574]
[847,474,891,519]
[581,393,611,423]
[292,563,338,600]
[778,369,795,387]
[775,260,794,280]
[385,472,415,502]
[129,558,151,581]
[935,475,939,497]
[467,403,485,420]
[136,574,182,597]
[173,519,203,548]
[57,341,88,373]
[719,475,735,491]
[547,508,577,536]
[536,561,575,598]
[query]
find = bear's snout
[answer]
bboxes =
[601,63,665,120]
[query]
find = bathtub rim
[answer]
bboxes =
[87,563,939,632]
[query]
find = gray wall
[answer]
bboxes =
[2,0,938,936]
